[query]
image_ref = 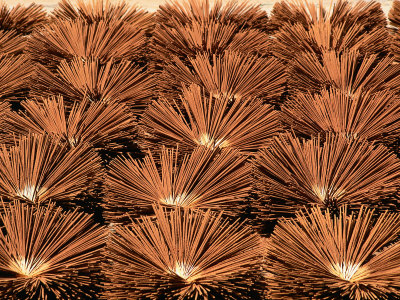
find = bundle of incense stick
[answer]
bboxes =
[0,0,400,299]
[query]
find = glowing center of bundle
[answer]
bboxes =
[311,185,345,204]
[11,257,48,277]
[16,185,45,202]
[330,262,366,282]
[160,194,187,206]
[311,185,327,202]
[198,133,229,149]
[173,262,196,281]
[68,136,79,147]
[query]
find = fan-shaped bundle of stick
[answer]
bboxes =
[271,0,386,31]
[288,49,400,95]
[153,18,271,63]
[161,50,286,104]
[157,0,269,31]
[0,3,47,55]
[104,145,250,223]
[31,57,153,112]
[271,0,389,60]
[0,3,47,35]
[52,0,153,28]
[5,95,136,149]
[266,205,400,299]
[0,200,105,299]
[103,205,265,299]
[282,88,400,143]
[153,0,271,65]
[0,3,46,103]
[0,133,103,205]
[139,84,281,153]
[30,57,153,114]
[28,12,149,67]
[253,133,400,219]
[48,0,154,66]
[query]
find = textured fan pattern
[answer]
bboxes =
[0,0,396,299]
